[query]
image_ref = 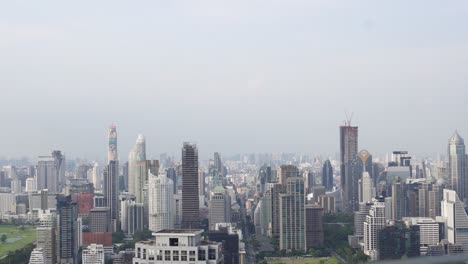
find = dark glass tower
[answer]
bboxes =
[181,142,200,229]
[322,160,333,191]
[340,123,358,212]
[56,195,78,264]
[104,125,120,231]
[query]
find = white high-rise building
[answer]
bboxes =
[129,134,147,203]
[36,211,56,264]
[148,171,174,232]
[0,193,16,215]
[448,131,467,203]
[29,248,46,264]
[359,172,373,203]
[363,201,386,261]
[26,177,37,192]
[92,162,100,190]
[441,188,468,251]
[82,244,105,264]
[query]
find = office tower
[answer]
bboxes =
[26,177,37,192]
[166,168,177,194]
[378,222,420,260]
[347,149,373,212]
[363,200,386,261]
[271,183,286,238]
[126,201,144,235]
[403,217,441,255]
[82,244,104,264]
[209,186,231,230]
[428,183,443,219]
[207,227,240,264]
[279,177,306,252]
[305,205,324,249]
[260,190,272,236]
[104,125,119,231]
[303,171,314,195]
[318,195,336,213]
[311,185,325,204]
[128,134,147,203]
[340,123,358,212]
[213,152,224,179]
[392,180,407,220]
[91,162,99,190]
[322,160,333,191]
[148,170,174,232]
[441,188,468,251]
[89,208,111,233]
[133,230,223,264]
[37,151,66,193]
[384,197,393,221]
[448,131,467,203]
[56,195,79,264]
[37,212,56,264]
[181,142,200,229]
[278,164,299,185]
[0,193,16,215]
[30,248,46,264]
[359,172,373,203]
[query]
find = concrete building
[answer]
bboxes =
[363,200,386,261]
[359,172,373,203]
[318,195,335,213]
[36,211,56,264]
[181,143,200,229]
[403,217,442,255]
[89,207,111,233]
[279,177,306,252]
[148,171,174,232]
[441,188,468,252]
[82,244,105,264]
[0,192,16,215]
[56,195,79,264]
[26,177,37,192]
[209,186,231,230]
[30,248,46,264]
[132,229,223,263]
[278,165,299,185]
[36,151,66,194]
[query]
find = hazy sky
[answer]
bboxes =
[1,1,468,160]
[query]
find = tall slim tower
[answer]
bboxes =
[104,125,120,231]
[181,142,200,229]
[448,131,467,203]
[128,134,147,203]
[322,160,333,191]
[340,123,358,212]
[36,151,66,193]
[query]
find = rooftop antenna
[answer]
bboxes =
[345,111,354,126]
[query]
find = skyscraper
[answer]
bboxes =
[441,188,468,252]
[279,177,306,252]
[448,131,466,203]
[340,123,358,212]
[322,160,333,191]
[278,165,299,185]
[148,170,174,232]
[347,149,372,212]
[128,134,147,203]
[181,142,200,229]
[103,125,119,231]
[209,186,231,230]
[56,195,79,264]
[36,150,66,193]
[363,200,386,261]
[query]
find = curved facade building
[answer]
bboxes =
[148,171,174,232]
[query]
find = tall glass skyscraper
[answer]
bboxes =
[322,160,333,191]
[104,124,120,231]
[181,142,200,229]
[448,131,467,203]
[340,123,358,213]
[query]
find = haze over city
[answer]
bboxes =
[1,1,468,159]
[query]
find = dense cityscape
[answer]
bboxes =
[0,122,467,264]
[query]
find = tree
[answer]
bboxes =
[1,234,7,243]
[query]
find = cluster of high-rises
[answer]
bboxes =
[1,120,467,263]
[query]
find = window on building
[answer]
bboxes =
[164,250,171,261]
[169,238,179,246]
[208,249,216,260]
[198,249,206,261]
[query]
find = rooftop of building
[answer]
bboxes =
[154,229,203,234]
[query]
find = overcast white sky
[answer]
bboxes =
[1,1,467,160]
